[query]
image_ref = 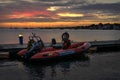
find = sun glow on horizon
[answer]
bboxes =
[0,21,114,28]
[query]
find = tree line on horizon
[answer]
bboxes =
[0,23,120,30]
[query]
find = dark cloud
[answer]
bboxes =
[0,0,120,23]
[79,2,120,12]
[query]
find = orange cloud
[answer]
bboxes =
[57,13,84,17]
[47,6,60,11]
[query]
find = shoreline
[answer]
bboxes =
[0,23,120,30]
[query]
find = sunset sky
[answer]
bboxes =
[0,0,120,28]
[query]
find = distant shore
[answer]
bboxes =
[0,23,120,30]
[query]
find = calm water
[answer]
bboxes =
[0,52,120,80]
[0,29,120,44]
[0,29,120,80]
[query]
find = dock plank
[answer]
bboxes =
[0,40,120,52]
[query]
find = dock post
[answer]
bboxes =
[18,34,23,45]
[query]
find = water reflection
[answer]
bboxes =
[23,55,90,80]
[0,60,18,67]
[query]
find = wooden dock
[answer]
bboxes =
[89,40,120,52]
[0,40,120,59]
[0,44,26,52]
